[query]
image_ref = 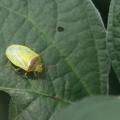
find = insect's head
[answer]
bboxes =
[34,64,42,72]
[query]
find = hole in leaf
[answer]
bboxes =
[57,26,64,32]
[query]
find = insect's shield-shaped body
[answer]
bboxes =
[6,44,43,72]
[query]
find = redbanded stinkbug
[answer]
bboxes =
[6,44,43,73]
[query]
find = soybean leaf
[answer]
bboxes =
[51,96,120,120]
[107,0,120,81]
[0,0,108,120]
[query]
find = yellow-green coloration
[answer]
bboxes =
[6,44,43,72]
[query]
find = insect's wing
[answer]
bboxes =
[6,46,29,71]
[6,45,40,71]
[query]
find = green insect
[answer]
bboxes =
[6,44,43,78]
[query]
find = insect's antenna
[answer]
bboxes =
[44,64,57,71]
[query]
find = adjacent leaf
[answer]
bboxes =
[107,0,120,81]
[0,0,108,119]
[51,96,120,120]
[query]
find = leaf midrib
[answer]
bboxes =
[0,86,73,104]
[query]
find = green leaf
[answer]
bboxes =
[0,0,108,119]
[107,0,120,81]
[51,96,120,120]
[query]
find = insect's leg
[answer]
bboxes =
[5,62,26,81]
[6,64,21,73]
[37,72,40,80]
[24,72,28,79]
[24,72,33,86]
[33,72,36,78]
[15,68,21,72]
[33,72,40,80]
[5,62,15,71]
[5,61,21,72]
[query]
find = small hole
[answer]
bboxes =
[57,26,64,32]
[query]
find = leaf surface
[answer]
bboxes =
[51,96,120,120]
[107,0,120,81]
[0,0,108,119]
